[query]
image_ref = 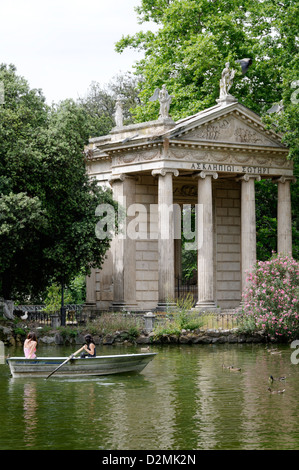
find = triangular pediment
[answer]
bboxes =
[169,102,285,149]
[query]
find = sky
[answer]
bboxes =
[1,0,155,104]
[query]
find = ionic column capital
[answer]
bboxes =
[108,173,137,186]
[272,176,297,184]
[108,174,126,186]
[236,174,261,182]
[193,171,218,180]
[151,168,179,178]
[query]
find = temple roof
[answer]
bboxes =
[88,98,288,161]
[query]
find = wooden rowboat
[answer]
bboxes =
[7,352,157,378]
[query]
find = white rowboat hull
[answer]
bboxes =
[7,353,157,378]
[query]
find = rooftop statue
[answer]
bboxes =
[219,62,235,99]
[114,95,124,128]
[149,84,173,119]
[217,59,252,104]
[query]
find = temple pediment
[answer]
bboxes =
[168,102,285,149]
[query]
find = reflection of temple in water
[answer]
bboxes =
[23,382,38,447]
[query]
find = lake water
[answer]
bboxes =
[1,342,299,450]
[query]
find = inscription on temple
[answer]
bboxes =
[190,162,270,174]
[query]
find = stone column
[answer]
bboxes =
[239,174,260,292]
[84,267,101,315]
[194,171,218,310]
[174,238,182,280]
[275,176,295,255]
[85,268,96,304]
[109,174,137,311]
[152,169,179,309]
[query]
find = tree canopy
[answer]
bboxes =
[116,0,299,260]
[0,64,116,301]
[116,0,298,121]
[77,73,142,137]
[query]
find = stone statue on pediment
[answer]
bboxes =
[216,62,238,104]
[149,84,172,119]
[219,62,235,99]
[114,95,124,128]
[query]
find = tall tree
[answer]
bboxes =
[0,64,117,311]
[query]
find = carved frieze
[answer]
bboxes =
[111,140,291,173]
[113,148,161,166]
[167,147,291,170]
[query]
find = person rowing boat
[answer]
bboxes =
[80,334,96,358]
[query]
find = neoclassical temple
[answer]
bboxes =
[84,69,295,313]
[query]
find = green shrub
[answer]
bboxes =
[153,293,204,339]
[13,327,27,337]
[85,313,143,336]
[237,253,299,340]
[43,284,72,314]
[58,327,78,340]
[152,320,182,339]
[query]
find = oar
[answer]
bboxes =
[46,346,85,379]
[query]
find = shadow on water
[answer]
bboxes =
[1,342,299,450]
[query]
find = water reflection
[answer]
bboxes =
[1,343,299,450]
[23,382,38,447]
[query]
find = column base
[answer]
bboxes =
[193,301,220,313]
[83,302,98,313]
[110,302,138,312]
[155,302,177,312]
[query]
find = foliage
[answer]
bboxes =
[77,73,142,137]
[84,313,143,336]
[0,64,117,301]
[255,180,278,261]
[0,192,47,298]
[116,0,298,120]
[152,320,182,339]
[181,205,197,279]
[42,274,86,314]
[236,315,257,336]
[66,273,86,305]
[125,326,141,341]
[116,0,299,260]
[42,284,73,314]
[153,293,204,338]
[175,293,197,329]
[237,253,299,339]
[13,326,27,338]
[57,326,79,340]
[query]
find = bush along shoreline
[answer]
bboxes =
[0,319,289,348]
[236,253,299,341]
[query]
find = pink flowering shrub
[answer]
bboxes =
[237,253,299,340]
